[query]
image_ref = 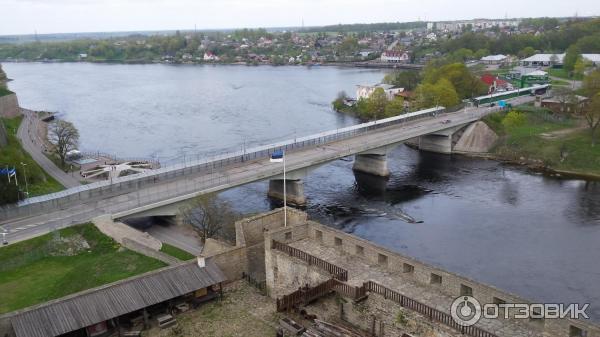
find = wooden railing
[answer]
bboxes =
[272,241,496,337]
[272,240,348,281]
[365,281,498,337]
[277,278,366,312]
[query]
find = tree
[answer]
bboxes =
[365,88,388,120]
[422,62,486,99]
[0,64,6,82]
[573,58,591,79]
[384,97,405,117]
[586,93,600,146]
[49,120,79,167]
[383,71,421,91]
[178,194,239,242]
[433,78,460,108]
[563,45,581,73]
[414,79,459,109]
[583,70,600,98]
[552,86,575,114]
[332,91,348,111]
[518,47,536,59]
[502,111,527,128]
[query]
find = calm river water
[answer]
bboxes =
[4,63,600,320]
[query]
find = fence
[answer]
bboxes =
[271,240,497,337]
[242,271,267,295]
[276,278,366,312]
[272,240,348,281]
[1,106,448,221]
[365,281,498,337]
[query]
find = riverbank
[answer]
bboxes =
[480,106,600,179]
[0,115,63,202]
[1,58,420,70]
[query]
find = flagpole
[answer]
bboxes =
[283,150,287,228]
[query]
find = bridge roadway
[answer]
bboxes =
[0,96,534,244]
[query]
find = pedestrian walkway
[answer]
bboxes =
[17,109,81,188]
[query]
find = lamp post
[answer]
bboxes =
[270,149,287,227]
[20,162,29,197]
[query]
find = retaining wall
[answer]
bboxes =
[0,94,19,118]
[296,220,600,337]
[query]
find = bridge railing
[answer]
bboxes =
[1,106,449,221]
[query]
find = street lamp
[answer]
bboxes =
[20,162,29,197]
[270,149,286,227]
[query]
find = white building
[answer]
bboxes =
[480,54,507,65]
[203,52,220,61]
[356,84,404,101]
[582,54,600,67]
[521,53,565,67]
[380,51,410,63]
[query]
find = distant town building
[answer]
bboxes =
[203,52,220,61]
[480,54,507,65]
[542,95,589,114]
[581,54,600,67]
[356,84,404,101]
[520,53,565,67]
[380,51,409,63]
[358,50,376,58]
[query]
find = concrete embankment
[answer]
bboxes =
[0,93,20,118]
[93,215,180,265]
[453,121,499,154]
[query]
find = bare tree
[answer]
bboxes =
[552,86,574,114]
[49,120,79,167]
[178,194,238,243]
[585,93,600,146]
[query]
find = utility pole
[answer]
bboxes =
[20,162,28,197]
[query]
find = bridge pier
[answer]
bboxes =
[267,179,306,206]
[418,134,452,154]
[352,153,390,177]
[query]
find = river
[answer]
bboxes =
[4,62,600,321]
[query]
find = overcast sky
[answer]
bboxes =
[0,0,598,35]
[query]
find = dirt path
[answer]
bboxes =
[539,124,587,140]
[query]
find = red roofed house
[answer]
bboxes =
[480,74,513,94]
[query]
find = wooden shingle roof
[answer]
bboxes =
[7,259,225,337]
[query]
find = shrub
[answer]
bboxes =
[501,111,527,129]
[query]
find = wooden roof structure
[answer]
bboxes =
[5,259,225,337]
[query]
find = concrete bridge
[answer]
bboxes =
[0,96,534,243]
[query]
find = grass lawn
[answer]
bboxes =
[0,223,167,314]
[160,243,196,261]
[551,78,570,86]
[547,67,583,80]
[1,116,64,198]
[484,106,600,175]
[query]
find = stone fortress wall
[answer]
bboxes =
[261,211,600,337]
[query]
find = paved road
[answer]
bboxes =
[17,110,81,188]
[1,97,534,245]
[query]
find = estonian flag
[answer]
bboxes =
[270,149,284,163]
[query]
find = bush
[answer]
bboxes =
[501,111,527,128]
